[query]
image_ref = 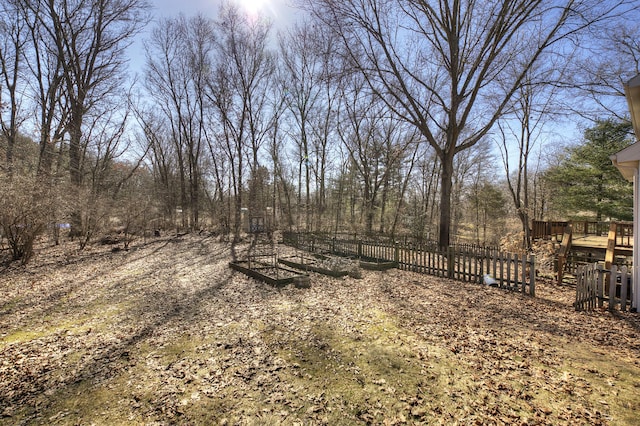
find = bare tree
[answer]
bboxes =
[466,176,507,246]
[2,0,69,247]
[19,0,68,181]
[71,95,147,248]
[264,70,291,231]
[450,139,494,243]
[387,141,420,238]
[406,147,441,241]
[278,24,343,232]
[185,16,217,229]
[309,29,342,232]
[0,0,27,175]
[145,14,214,230]
[566,23,640,120]
[279,24,323,232]
[206,5,274,239]
[204,125,232,233]
[145,17,189,229]
[337,78,384,234]
[497,69,563,250]
[337,76,415,234]
[36,0,149,236]
[305,0,639,249]
[150,130,180,226]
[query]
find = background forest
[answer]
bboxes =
[1,0,640,263]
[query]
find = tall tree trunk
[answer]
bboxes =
[37,136,55,181]
[518,209,531,250]
[234,146,243,241]
[438,152,454,249]
[379,176,388,234]
[390,145,419,237]
[68,110,84,239]
[297,158,303,231]
[305,154,310,232]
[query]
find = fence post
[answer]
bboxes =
[512,253,517,289]
[521,254,526,294]
[596,263,604,308]
[358,240,363,258]
[473,248,479,282]
[483,248,489,278]
[497,253,503,287]
[609,265,618,312]
[591,263,596,310]
[620,266,629,312]
[575,263,584,311]
[529,255,535,296]
[505,253,512,289]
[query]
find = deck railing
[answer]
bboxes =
[615,222,634,248]
[532,220,624,241]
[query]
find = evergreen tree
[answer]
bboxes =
[545,119,633,221]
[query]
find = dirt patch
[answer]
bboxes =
[1,235,639,425]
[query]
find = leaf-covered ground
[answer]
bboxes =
[1,234,639,425]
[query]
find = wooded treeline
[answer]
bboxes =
[1,0,639,262]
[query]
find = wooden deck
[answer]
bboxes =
[571,235,608,249]
[571,234,633,254]
[551,222,633,284]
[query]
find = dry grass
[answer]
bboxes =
[1,234,639,425]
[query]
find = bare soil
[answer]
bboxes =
[1,234,639,425]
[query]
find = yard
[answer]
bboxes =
[1,234,639,425]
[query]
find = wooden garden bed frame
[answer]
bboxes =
[229,261,308,287]
[278,256,349,277]
[358,257,399,271]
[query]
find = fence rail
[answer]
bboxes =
[283,233,535,296]
[532,220,621,241]
[615,222,634,248]
[531,220,569,241]
[575,263,633,312]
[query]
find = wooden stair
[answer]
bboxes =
[557,224,573,284]
[557,221,633,284]
[604,222,618,270]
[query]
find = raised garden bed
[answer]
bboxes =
[229,261,308,287]
[358,257,398,271]
[278,256,350,278]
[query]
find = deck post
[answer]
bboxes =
[557,224,573,284]
[604,222,618,270]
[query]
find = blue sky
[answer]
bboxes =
[127,0,299,75]
[150,0,298,25]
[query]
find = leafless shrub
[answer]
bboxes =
[531,239,557,276]
[499,231,527,254]
[0,174,49,264]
